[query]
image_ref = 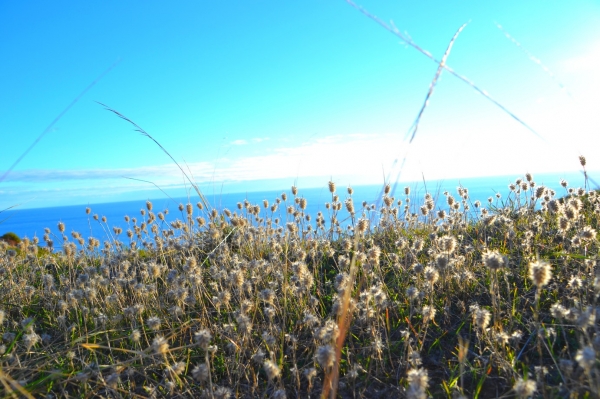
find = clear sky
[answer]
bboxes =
[1,1,599,209]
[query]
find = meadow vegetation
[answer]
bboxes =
[0,158,599,398]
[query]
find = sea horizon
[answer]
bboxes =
[1,170,590,247]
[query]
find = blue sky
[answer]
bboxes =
[1,1,599,209]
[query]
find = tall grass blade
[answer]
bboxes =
[406,22,468,144]
[345,0,544,140]
[0,59,120,184]
[378,20,464,201]
[97,102,210,210]
[121,176,178,203]
[495,22,572,98]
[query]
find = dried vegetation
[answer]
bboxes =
[1,161,599,398]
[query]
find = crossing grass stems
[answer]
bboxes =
[1,4,598,399]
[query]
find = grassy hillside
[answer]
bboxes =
[0,171,598,398]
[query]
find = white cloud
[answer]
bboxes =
[4,130,584,187]
[3,134,405,185]
[562,43,600,72]
[3,128,597,211]
[1,163,213,183]
[230,137,269,145]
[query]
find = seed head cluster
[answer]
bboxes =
[1,173,599,397]
[529,260,552,288]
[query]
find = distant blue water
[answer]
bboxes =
[0,173,586,248]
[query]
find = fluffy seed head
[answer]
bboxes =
[483,250,506,270]
[299,197,307,210]
[406,286,419,300]
[575,346,596,372]
[315,344,336,370]
[413,239,424,252]
[406,368,429,399]
[513,377,537,398]
[345,198,355,214]
[263,359,281,382]
[421,305,436,323]
[192,363,210,382]
[213,386,232,399]
[563,206,578,221]
[558,216,570,233]
[165,361,185,378]
[328,181,336,193]
[525,173,533,182]
[472,307,491,330]
[356,219,369,234]
[367,246,381,264]
[547,200,560,213]
[535,186,545,199]
[272,389,286,399]
[286,222,297,234]
[23,332,40,350]
[146,316,161,331]
[235,313,252,334]
[423,266,439,285]
[579,226,597,241]
[304,367,317,386]
[130,329,141,343]
[316,319,340,343]
[434,253,449,270]
[152,336,169,355]
[529,260,552,288]
[105,372,120,388]
[194,329,212,350]
[438,235,457,254]
[260,289,276,304]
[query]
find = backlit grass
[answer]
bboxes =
[1,166,599,398]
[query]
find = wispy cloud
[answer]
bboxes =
[230,137,269,145]
[562,42,600,72]
[3,134,403,184]
[1,163,212,183]
[3,131,589,195]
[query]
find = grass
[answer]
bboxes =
[0,167,599,398]
[1,4,597,397]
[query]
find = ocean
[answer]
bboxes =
[0,172,586,248]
